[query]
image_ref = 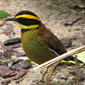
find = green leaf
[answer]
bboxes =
[0,10,11,18]
[74,51,85,63]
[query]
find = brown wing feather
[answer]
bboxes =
[38,24,67,55]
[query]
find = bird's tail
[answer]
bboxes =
[60,56,85,66]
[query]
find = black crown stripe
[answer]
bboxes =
[15,11,37,17]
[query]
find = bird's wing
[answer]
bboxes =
[38,24,67,55]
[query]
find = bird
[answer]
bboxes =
[6,10,80,85]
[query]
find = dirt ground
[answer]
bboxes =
[0,0,85,85]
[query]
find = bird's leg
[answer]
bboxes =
[42,62,59,85]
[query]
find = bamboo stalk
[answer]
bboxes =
[33,45,85,71]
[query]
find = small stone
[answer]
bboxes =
[10,60,32,70]
[64,16,82,26]
[4,37,21,46]
[4,43,21,51]
[18,60,32,69]
[61,38,72,47]
[0,70,17,78]
[60,75,67,80]
[11,69,28,80]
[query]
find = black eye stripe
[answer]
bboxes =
[16,18,41,26]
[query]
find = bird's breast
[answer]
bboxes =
[21,30,57,64]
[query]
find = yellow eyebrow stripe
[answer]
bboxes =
[15,14,40,21]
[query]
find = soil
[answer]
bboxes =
[0,0,85,85]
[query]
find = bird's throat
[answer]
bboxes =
[21,29,39,43]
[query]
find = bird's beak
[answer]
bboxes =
[6,18,16,21]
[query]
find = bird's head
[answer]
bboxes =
[6,11,41,32]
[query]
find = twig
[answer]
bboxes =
[33,45,85,71]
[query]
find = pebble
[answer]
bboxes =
[64,16,82,26]
[10,60,32,70]
[61,38,72,47]
[4,38,21,46]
